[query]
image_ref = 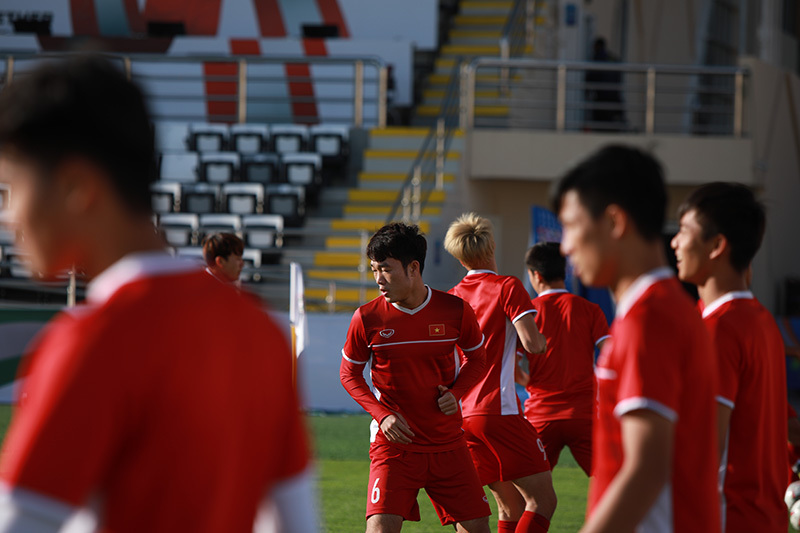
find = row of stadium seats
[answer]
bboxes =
[156,213,284,250]
[155,122,350,159]
[151,181,305,227]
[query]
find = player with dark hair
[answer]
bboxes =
[671,182,787,532]
[0,56,316,532]
[552,145,719,533]
[520,242,609,476]
[340,222,491,533]
[202,232,245,284]
[444,213,554,533]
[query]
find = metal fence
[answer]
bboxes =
[460,57,747,136]
[0,53,388,127]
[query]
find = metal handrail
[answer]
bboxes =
[460,57,748,136]
[385,58,462,226]
[1,52,388,128]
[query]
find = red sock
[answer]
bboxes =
[516,511,550,533]
[498,520,518,532]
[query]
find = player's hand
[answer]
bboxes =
[380,412,414,444]
[437,385,458,415]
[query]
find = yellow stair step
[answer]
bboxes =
[450,29,503,38]
[454,15,507,25]
[307,269,364,281]
[305,287,380,303]
[364,149,461,159]
[358,172,455,183]
[325,236,366,249]
[417,105,509,117]
[344,205,442,216]
[425,88,499,99]
[369,127,464,138]
[441,44,501,55]
[330,219,431,234]
[314,251,364,267]
[348,190,446,203]
[427,72,521,84]
[461,0,513,7]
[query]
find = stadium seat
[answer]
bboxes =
[266,184,305,227]
[230,123,270,154]
[199,152,240,183]
[188,123,229,152]
[269,124,309,153]
[160,153,199,183]
[158,213,199,247]
[282,152,323,205]
[310,124,350,159]
[150,182,182,214]
[242,214,284,249]
[199,213,242,240]
[181,183,220,214]
[240,153,282,185]
[241,248,263,282]
[222,183,265,215]
[154,121,190,152]
[4,247,32,279]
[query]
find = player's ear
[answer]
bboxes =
[605,204,627,239]
[55,156,102,215]
[709,233,728,261]
[408,259,420,278]
[215,255,225,269]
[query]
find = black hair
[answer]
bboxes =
[552,145,666,241]
[0,55,156,214]
[202,232,244,267]
[525,242,566,282]
[678,182,765,273]
[367,222,427,274]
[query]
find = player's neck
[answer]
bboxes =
[465,259,496,273]
[611,238,668,304]
[397,281,429,310]
[698,267,749,307]
[82,213,166,280]
[538,280,566,293]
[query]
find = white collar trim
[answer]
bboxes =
[615,267,674,320]
[466,269,496,276]
[702,291,754,318]
[87,251,201,305]
[538,289,569,297]
[392,285,432,315]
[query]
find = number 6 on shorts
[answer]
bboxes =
[371,477,381,503]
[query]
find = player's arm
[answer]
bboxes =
[513,313,546,354]
[515,348,530,387]
[579,409,674,533]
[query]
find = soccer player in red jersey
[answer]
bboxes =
[553,145,719,533]
[671,182,788,532]
[202,232,245,284]
[519,242,610,476]
[0,56,316,533]
[444,213,556,533]
[340,222,491,533]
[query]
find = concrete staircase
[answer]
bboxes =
[414,0,519,125]
[287,127,464,311]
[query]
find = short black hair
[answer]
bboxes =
[552,145,666,241]
[202,232,244,267]
[0,55,156,214]
[678,182,765,273]
[367,222,427,273]
[525,242,566,282]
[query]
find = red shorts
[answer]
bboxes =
[366,442,490,525]
[462,414,550,486]
[532,418,593,475]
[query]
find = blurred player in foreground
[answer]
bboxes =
[553,145,719,533]
[0,56,315,533]
[520,242,609,476]
[671,182,787,532]
[340,222,491,533]
[444,213,556,533]
[202,232,245,285]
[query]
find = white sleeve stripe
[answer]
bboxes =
[595,335,611,346]
[511,309,537,324]
[716,395,735,409]
[0,484,74,532]
[614,397,678,423]
[462,334,485,352]
[341,350,368,365]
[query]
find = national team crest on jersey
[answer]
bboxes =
[429,324,445,336]
[379,329,395,338]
